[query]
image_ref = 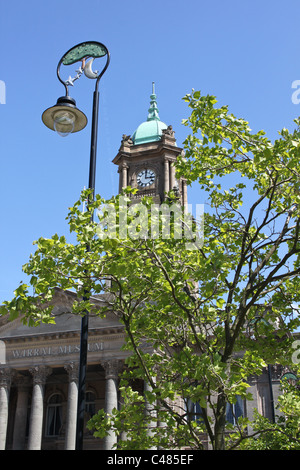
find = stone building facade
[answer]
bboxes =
[0,293,285,450]
[0,86,291,450]
[0,290,128,450]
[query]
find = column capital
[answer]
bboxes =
[29,365,52,385]
[102,359,123,380]
[64,362,79,383]
[0,367,14,389]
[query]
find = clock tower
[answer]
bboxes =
[112,83,187,206]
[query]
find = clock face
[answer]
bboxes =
[137,169,155,188]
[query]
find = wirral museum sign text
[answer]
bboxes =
[9,341,104,360]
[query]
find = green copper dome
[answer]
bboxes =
[131,83,168,145]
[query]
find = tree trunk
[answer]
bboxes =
[214,392,227,450]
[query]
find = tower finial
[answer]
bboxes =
[147,82,160,122]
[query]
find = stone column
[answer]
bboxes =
[12,376,30,450]
[182,179,188,209]
[118,166,122,193]
[27,366,51,450]
[164,158,169,193]
[103,359,122,450]
[170,160,176,191]
[0,368,13,450]
[144,379,157,449]
[64,362,79,450]
[121,163,128,189]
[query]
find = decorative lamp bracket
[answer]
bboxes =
[56,41,110,96]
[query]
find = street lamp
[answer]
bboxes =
[42,41,110,450]
[42,95,87,137]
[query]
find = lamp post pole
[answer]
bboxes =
[42,42,110,450]
[76,83,100,451]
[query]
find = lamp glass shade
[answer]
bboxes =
[53,110,75,137]
[42,97,87,135]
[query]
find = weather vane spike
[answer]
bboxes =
[147,82,160,121]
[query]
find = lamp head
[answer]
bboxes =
[42,96,87,137]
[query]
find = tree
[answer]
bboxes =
[1,90,300,450]
[240,370,300,450]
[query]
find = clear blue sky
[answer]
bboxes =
[1,0,300,303]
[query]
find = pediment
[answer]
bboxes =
[0,289,123,340]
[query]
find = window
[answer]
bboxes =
[186,399,203,423]
[46,393,62,437]
[226,396,244,425]
[85,391,96,418]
